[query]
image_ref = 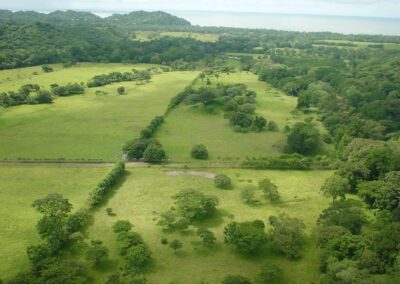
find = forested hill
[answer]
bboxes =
[0,10,191,27]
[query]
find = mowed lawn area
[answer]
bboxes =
[0,65,198,161]
[156,72,310,163]
[87,167,332,283]
[0,165,110,280]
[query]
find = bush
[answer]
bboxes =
[191,144,209,160]
[42,65,53,72]
[267,121,278,131]
[214,174,232,189]
[117,86,125,95]
[222,275,252,284]
[51,83,85,97]
[257,263,283,284]
[258,178,280,202]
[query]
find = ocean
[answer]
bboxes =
[168,11,400,36]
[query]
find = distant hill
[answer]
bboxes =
[0,9,191,27]
[105,11,191,27]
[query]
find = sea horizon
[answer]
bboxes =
[31,9,400,36]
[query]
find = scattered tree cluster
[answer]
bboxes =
[87,69,151,87]
[0,84,53,107]
[112,220,152,278]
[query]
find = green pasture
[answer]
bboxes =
[86,167,332,283]
[0,165,110,280]
[0,66,198,161]
[0,63,159,93]
[156,72,325,163]
[315,39,400,50]
[133,31,219,42]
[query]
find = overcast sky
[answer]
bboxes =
[1,0,400,18]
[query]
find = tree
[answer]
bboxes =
[253,115,267,131]
[224,220,267,253]
[241,184,259,205]
[169,239,183,252]
[32,193,73,250]
[287,122,320,155]
[117,86,125,95]
[191,144,209,160]
[257,263,283,284]
[123,139,147,160]
[258,178,280,202]
[112,220,133,234]
[32,193,72,218]
[143,144,166,162]
[267,121,278,131]
[268,213,306,258]
[157,210,189,231]
[124,244,152,274]
[214,174,232,189]
[173,189,219,220]
[316,226,351,248]
[320,174,350,203]
[85,240,108,266]
[197,228,216,245]
[317,200,368,234]
[221,275,252,284]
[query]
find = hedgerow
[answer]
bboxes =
[88,161,125,207]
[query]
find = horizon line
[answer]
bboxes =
[4,8,400,20]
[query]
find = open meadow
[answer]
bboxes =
[85,167,332,283]
[0,64,198,161]
[0,164,111,280]
[156,72,327,163]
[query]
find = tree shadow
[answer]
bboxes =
[192,209,233,228]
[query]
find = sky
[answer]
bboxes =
[1,0,400,18]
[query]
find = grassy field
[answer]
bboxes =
[156,72,325,163]
[315,39,400,50]
[0,65,198,161]
[0,63,159,92]
[86,167,332,283]
[133,31,219,42]
[0,164,110,280]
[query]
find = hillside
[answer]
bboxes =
[0,9,191,27]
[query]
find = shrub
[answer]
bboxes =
[257,263,283,284]
[258,178,280,202]
[214,174,232,189]
[197,228,216,245]
[42,65,53,72]
[267,121,278,131]
[221,275,252,284]
[191,144,209,160]
[117,86,125,95]
[51,83,85,97]
[240,184,259,206]
[169,239,183,252]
